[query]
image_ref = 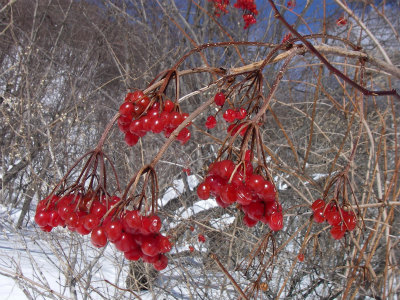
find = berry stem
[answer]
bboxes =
[95,113,120,151]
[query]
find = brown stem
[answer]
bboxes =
[267,0,400,100]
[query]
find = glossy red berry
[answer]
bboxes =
[119,102,134,116]
[141,236,159,257]
[220,184,237,205]
[35,211,51,227]
[125,132,139,146]
[123,210,142,232]
[236,108,247,120]
[311,199,325,211]
[205,115,217,129]
[142,215,162,234]
[153,254,168,271]
[243,214,258,227]
[177,127,191,144]
[343,211,357,231]
[163,99,174,113]
[197,182,211,200]
[247,174,265,193]
[83,214,101,231]
[115,233,136,252]
[313,208,326,223]
[157,235,172,253]
[214,92,226,106]
[104,220,123,242]
[223,109,236,123]
[268,211,283,231]
[124,247,142,261]
[189,246,194,252]
[326,210,341,227]
[330,225,346,240]
[91,227,108,248]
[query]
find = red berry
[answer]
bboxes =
[150,116,165,133]
[298,253,304,262]
[91,227,108,248]
[142,215,162,234]
[326,210,341,226]
[129,119,146,137]
[104,220,123,242]
[83,214,101,231]
[213,160,235,180]
[313,208,326,223]
[48,211,62,227]
[311,199,325,212]
[198,234,206,243]
[268,211,283,231]
[169,112,183,128]
[343,211,357,231]
[123,210,142,232]
[247,174,264,193]
[35,211,51,227]
[223,109,236,123]
[118,120,131,133]
[189,246,194,252]
[215,195,230,208]
[205,115,217,129]
[236,108,247,120]
[236,185,253,205]
[190,226,195,232]
[243,201,264,221]
[89,202,107,217]
[157,235,172,253]
[220,184,237,205]
[115,233,136,252]
[163,99,174,113]
[124,247,142,261]
[330,225,346,240]
[125,132,139,146]
[243,214,258,227]
[177,127,191,144]
[205,175,226,196]
[153,254,168,271]
[119,102,134,116]
[197,182,211,200]
[141,236,159,257]
[258,180,275,202]
[214,92,225,106]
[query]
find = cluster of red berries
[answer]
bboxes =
[336,17,347,26]
[205,93,248,136]
[282,32,292,43]
[208,0,230,16]
[209,0,258,29]
[118,91,191,146]
[34,193,171,270]
[287,0,296,9]
[197,158,283,231]
[311,199,357,240]
[234,0,258,29]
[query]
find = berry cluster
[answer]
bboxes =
[208,0,258,29]
[206,93,248,136]
[208,0,230,17]
[287,1,296,9]
[336,17,347,26]
[311,199,357,240]
[234,0,258,29]
[197,159,283,231]
[34,193,171,270]
[118,91,191,146]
